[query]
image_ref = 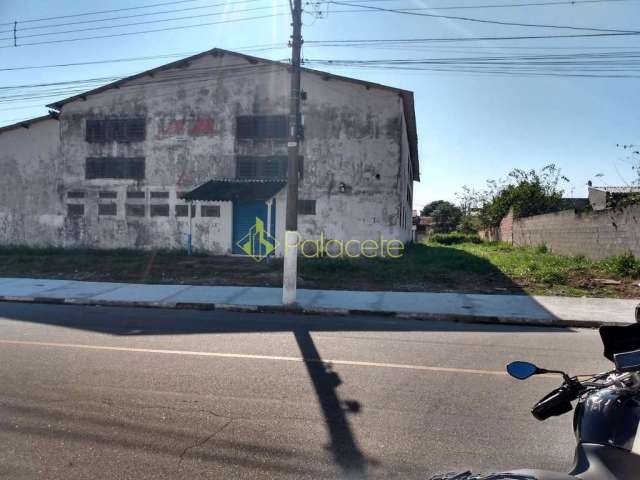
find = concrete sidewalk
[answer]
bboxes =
[0,277,637,328]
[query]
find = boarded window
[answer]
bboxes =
[150,204,170,217]
[236,156,287,180]
[201,205,220,217]
[298,200,316,215]
[67,204,84,216]
[126,204,145,217]
[99,191,117,199]
[127,190,145,199]
[150,191,169,199]
[175,205,195,217]
[86,157,145,180]
[86,118,146,143]
[98,203,117,216]
[236,115,287,139]
[67,191,85,199]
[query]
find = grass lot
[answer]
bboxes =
[0,242,639,298]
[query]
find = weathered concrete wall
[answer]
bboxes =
[296,69,411,247]
[588,187,607,211]
[2,51,415,254]
[0,118,64,246]
[484,206,640,260]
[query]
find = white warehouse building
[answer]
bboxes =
[0,48,419,257]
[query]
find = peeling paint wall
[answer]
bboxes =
[0,119,64,246]
[0,52,415,254]
[296,71,411,247]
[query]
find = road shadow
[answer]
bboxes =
[0,301,571,479]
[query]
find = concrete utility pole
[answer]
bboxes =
[282,0,303,305]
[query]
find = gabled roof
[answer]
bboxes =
[0,113,57,135]
[44,47,419,180]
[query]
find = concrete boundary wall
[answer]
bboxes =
[481,205,640,260]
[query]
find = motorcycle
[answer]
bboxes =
[430,316,640,480]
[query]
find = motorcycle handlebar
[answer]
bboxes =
[531,385,577,421]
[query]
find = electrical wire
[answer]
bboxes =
[0,45,288,72]
[0,13,287,49]
[0,0,206,27]
[327,0,639,32]
[0,4,288,42]
[335,0,638,5]
[0,0,261,34]
[306,31,640,45]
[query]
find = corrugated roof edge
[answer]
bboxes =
[0,113,58,135]
[43,47,419,181]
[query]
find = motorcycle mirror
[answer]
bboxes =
[507,361,541,380]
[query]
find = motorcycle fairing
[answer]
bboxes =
[599,323,640,361]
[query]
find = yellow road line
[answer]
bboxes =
[0,338,540,377]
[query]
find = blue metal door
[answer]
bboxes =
[233,201,269,255]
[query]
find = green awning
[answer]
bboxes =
[181,179,286,202]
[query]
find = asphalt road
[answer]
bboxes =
[0,302,612,479]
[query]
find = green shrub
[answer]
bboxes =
[534,243,548,254]
[540,270,566,284]
[429,232,482,245]
[599,252,640,278]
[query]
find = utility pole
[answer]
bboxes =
[282,0,302,305]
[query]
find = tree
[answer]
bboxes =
[421,200,462,233]
[459,164,569,229]
[617,143,640,185]
[420,200,449,216]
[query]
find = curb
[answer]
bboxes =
[0,294,630,329]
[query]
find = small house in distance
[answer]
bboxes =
[588,186,640,211]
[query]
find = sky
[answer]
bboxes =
[1,0,639,211]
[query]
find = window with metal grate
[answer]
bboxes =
[236,115,287,139]
[150,204,170,217]
[98,203,117,216]
[86,118,146,143]
[67,204,84,216]
[236,156,287,180]
[126,204,145,217]
[86,157,145,180]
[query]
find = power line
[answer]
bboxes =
[0,4,285,42]
[0,0,261,34]
[0,63,284,103]
[1,7,280,42]
[3,0,633,36]
[304,54,640,77]
[0,13,287,48]
[3,50,638,104]
[306,31,640,45]
[306,62,640,77]
[0,44,287,72]
[335,0,637,5]
[317,0,640,10]
[327,0,639,32]
[0,0,205,27]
